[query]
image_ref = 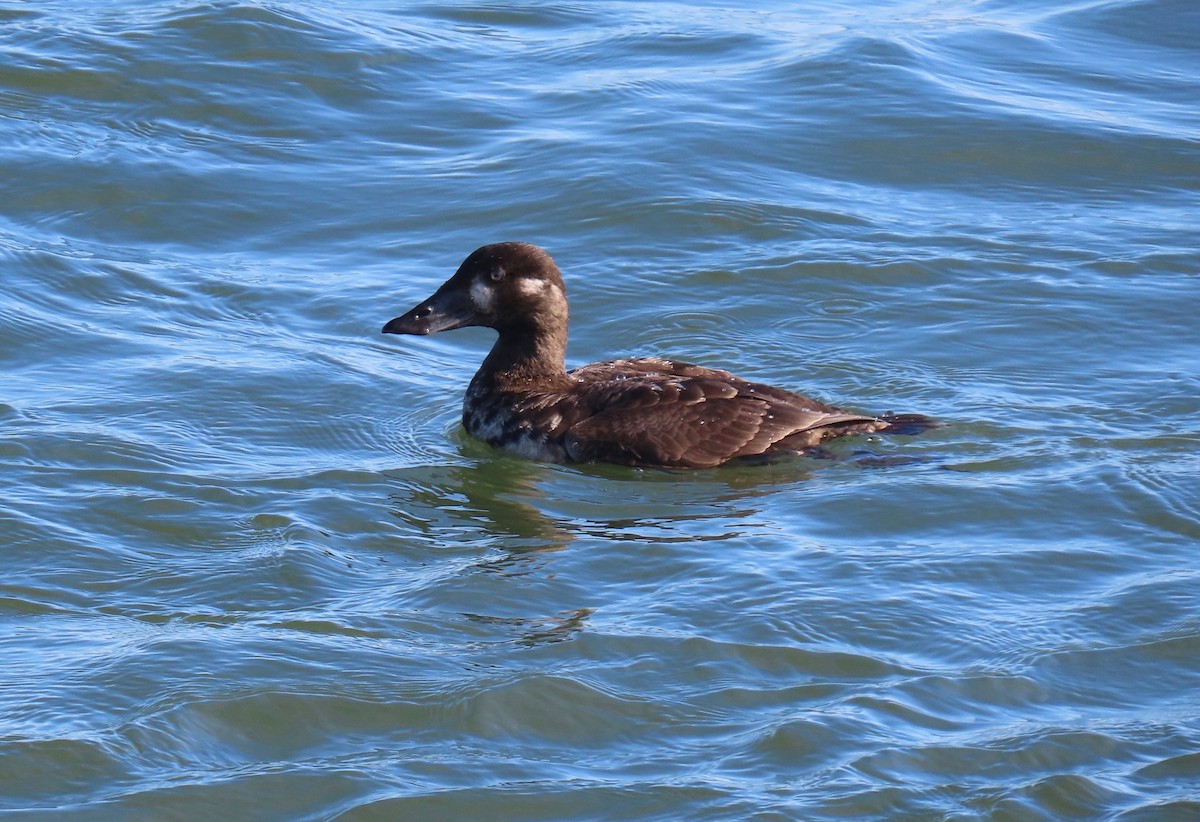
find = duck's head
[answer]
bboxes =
[383,242,568,337]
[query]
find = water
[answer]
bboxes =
[2,0,1199,818]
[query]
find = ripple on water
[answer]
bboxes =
[0,737,130,808]
[2,0,1199,819]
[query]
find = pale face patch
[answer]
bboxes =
[516,277,549,298]
[469,278,495,312]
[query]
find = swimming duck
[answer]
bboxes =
[383,242,932,468]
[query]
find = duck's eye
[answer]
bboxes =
[489,267,506,283]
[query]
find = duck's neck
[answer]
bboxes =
[478,324,571,389]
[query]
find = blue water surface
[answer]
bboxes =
[2,0,1199,819]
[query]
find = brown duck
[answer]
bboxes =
[383,242,932,468]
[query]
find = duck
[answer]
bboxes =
[382,242,933,469]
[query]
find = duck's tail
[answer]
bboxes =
[878,412,939,436]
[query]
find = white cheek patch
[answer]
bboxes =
[469,279,494,312]
[516,278,548,298]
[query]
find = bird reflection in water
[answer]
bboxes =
[462,608,593,647]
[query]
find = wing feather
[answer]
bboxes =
[562,359,878,468]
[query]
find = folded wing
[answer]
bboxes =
[564,358,877,468]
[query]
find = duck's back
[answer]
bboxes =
[561,357,881,468]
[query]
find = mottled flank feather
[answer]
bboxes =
[383,243,935,468]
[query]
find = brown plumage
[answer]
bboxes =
[382,242,932,468]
